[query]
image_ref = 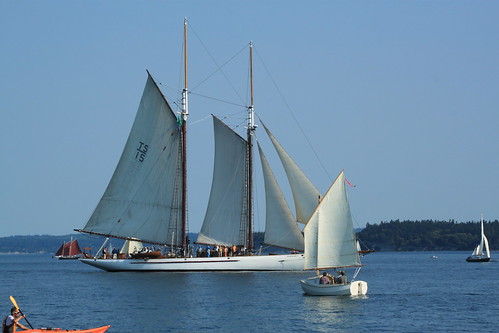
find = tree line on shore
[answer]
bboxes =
[0,219,497,253]
[357,219,498,251]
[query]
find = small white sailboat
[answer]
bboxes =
[466,215,491,262]
[300,171,368,296]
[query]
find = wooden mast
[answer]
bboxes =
[247,41,256,252]
[181,17,189,253]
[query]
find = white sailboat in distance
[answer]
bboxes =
[75,19,332,272]
[466,214,491,262]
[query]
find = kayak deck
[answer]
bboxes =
[23,325,110,333]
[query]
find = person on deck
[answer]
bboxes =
[4,307,28,332]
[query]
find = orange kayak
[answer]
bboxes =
[22,325,110,333]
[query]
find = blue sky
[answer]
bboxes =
[1,1,498,237]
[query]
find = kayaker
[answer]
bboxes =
[3,307,29,332]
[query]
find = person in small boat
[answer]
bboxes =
[3,307,28,332]
[319,272,331,284]
[337,270,348,284]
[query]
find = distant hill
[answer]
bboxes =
[0,234,115,254]
[0,220,497,253]
[0,232,277,254]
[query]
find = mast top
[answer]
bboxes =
[182,17,189,121]
[248,41,256,133]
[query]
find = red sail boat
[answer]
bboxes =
[54,237,82,260]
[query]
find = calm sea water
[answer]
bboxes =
[0,252,497,332]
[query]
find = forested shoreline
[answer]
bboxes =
[0,220,497,254]
[357,219,498,251]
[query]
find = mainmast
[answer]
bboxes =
[247,41,257,252]
[181,18,189,252]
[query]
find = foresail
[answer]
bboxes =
[261,123,320,224]
[303,171,360,270]
[258,143,304,251]
[471,244,481,256]
[55,244,64,257]
[81,73,183,245]
[483,234,491,258]
[197,116,248,246]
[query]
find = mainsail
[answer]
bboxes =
[196,115,249,246]
[261,123,320,224]
[258,143,304,251]
[80,73,184,246]
[303,170,360,270]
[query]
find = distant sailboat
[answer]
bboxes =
[466,215,491,262]
[74,19,330,272]
[54,238,82,260]
[300,171,368,296]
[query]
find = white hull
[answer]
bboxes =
[80,253,304,272]
[300,279,368,296]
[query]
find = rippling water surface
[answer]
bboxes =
[1,252,497,332]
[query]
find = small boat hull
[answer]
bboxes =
[55,255,81,260]
[23,325,110,333]
[466,256,490,262]
[300,279,368,296]
[80,253,304,272]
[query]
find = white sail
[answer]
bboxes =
[81,73,184,245]
[258,143,304,251]
[480,216,490,258]
[483,234,491,258]
[303,170,360,270]
[120,240,144,255]
[471,216,490,258]
[471,244,481,256]
[197,115,248,246]
[261,123,320,224]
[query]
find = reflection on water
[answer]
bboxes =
[302,294,366,332]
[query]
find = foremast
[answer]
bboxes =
[246,41,257,252]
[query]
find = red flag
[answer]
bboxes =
[345,178,357,187]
